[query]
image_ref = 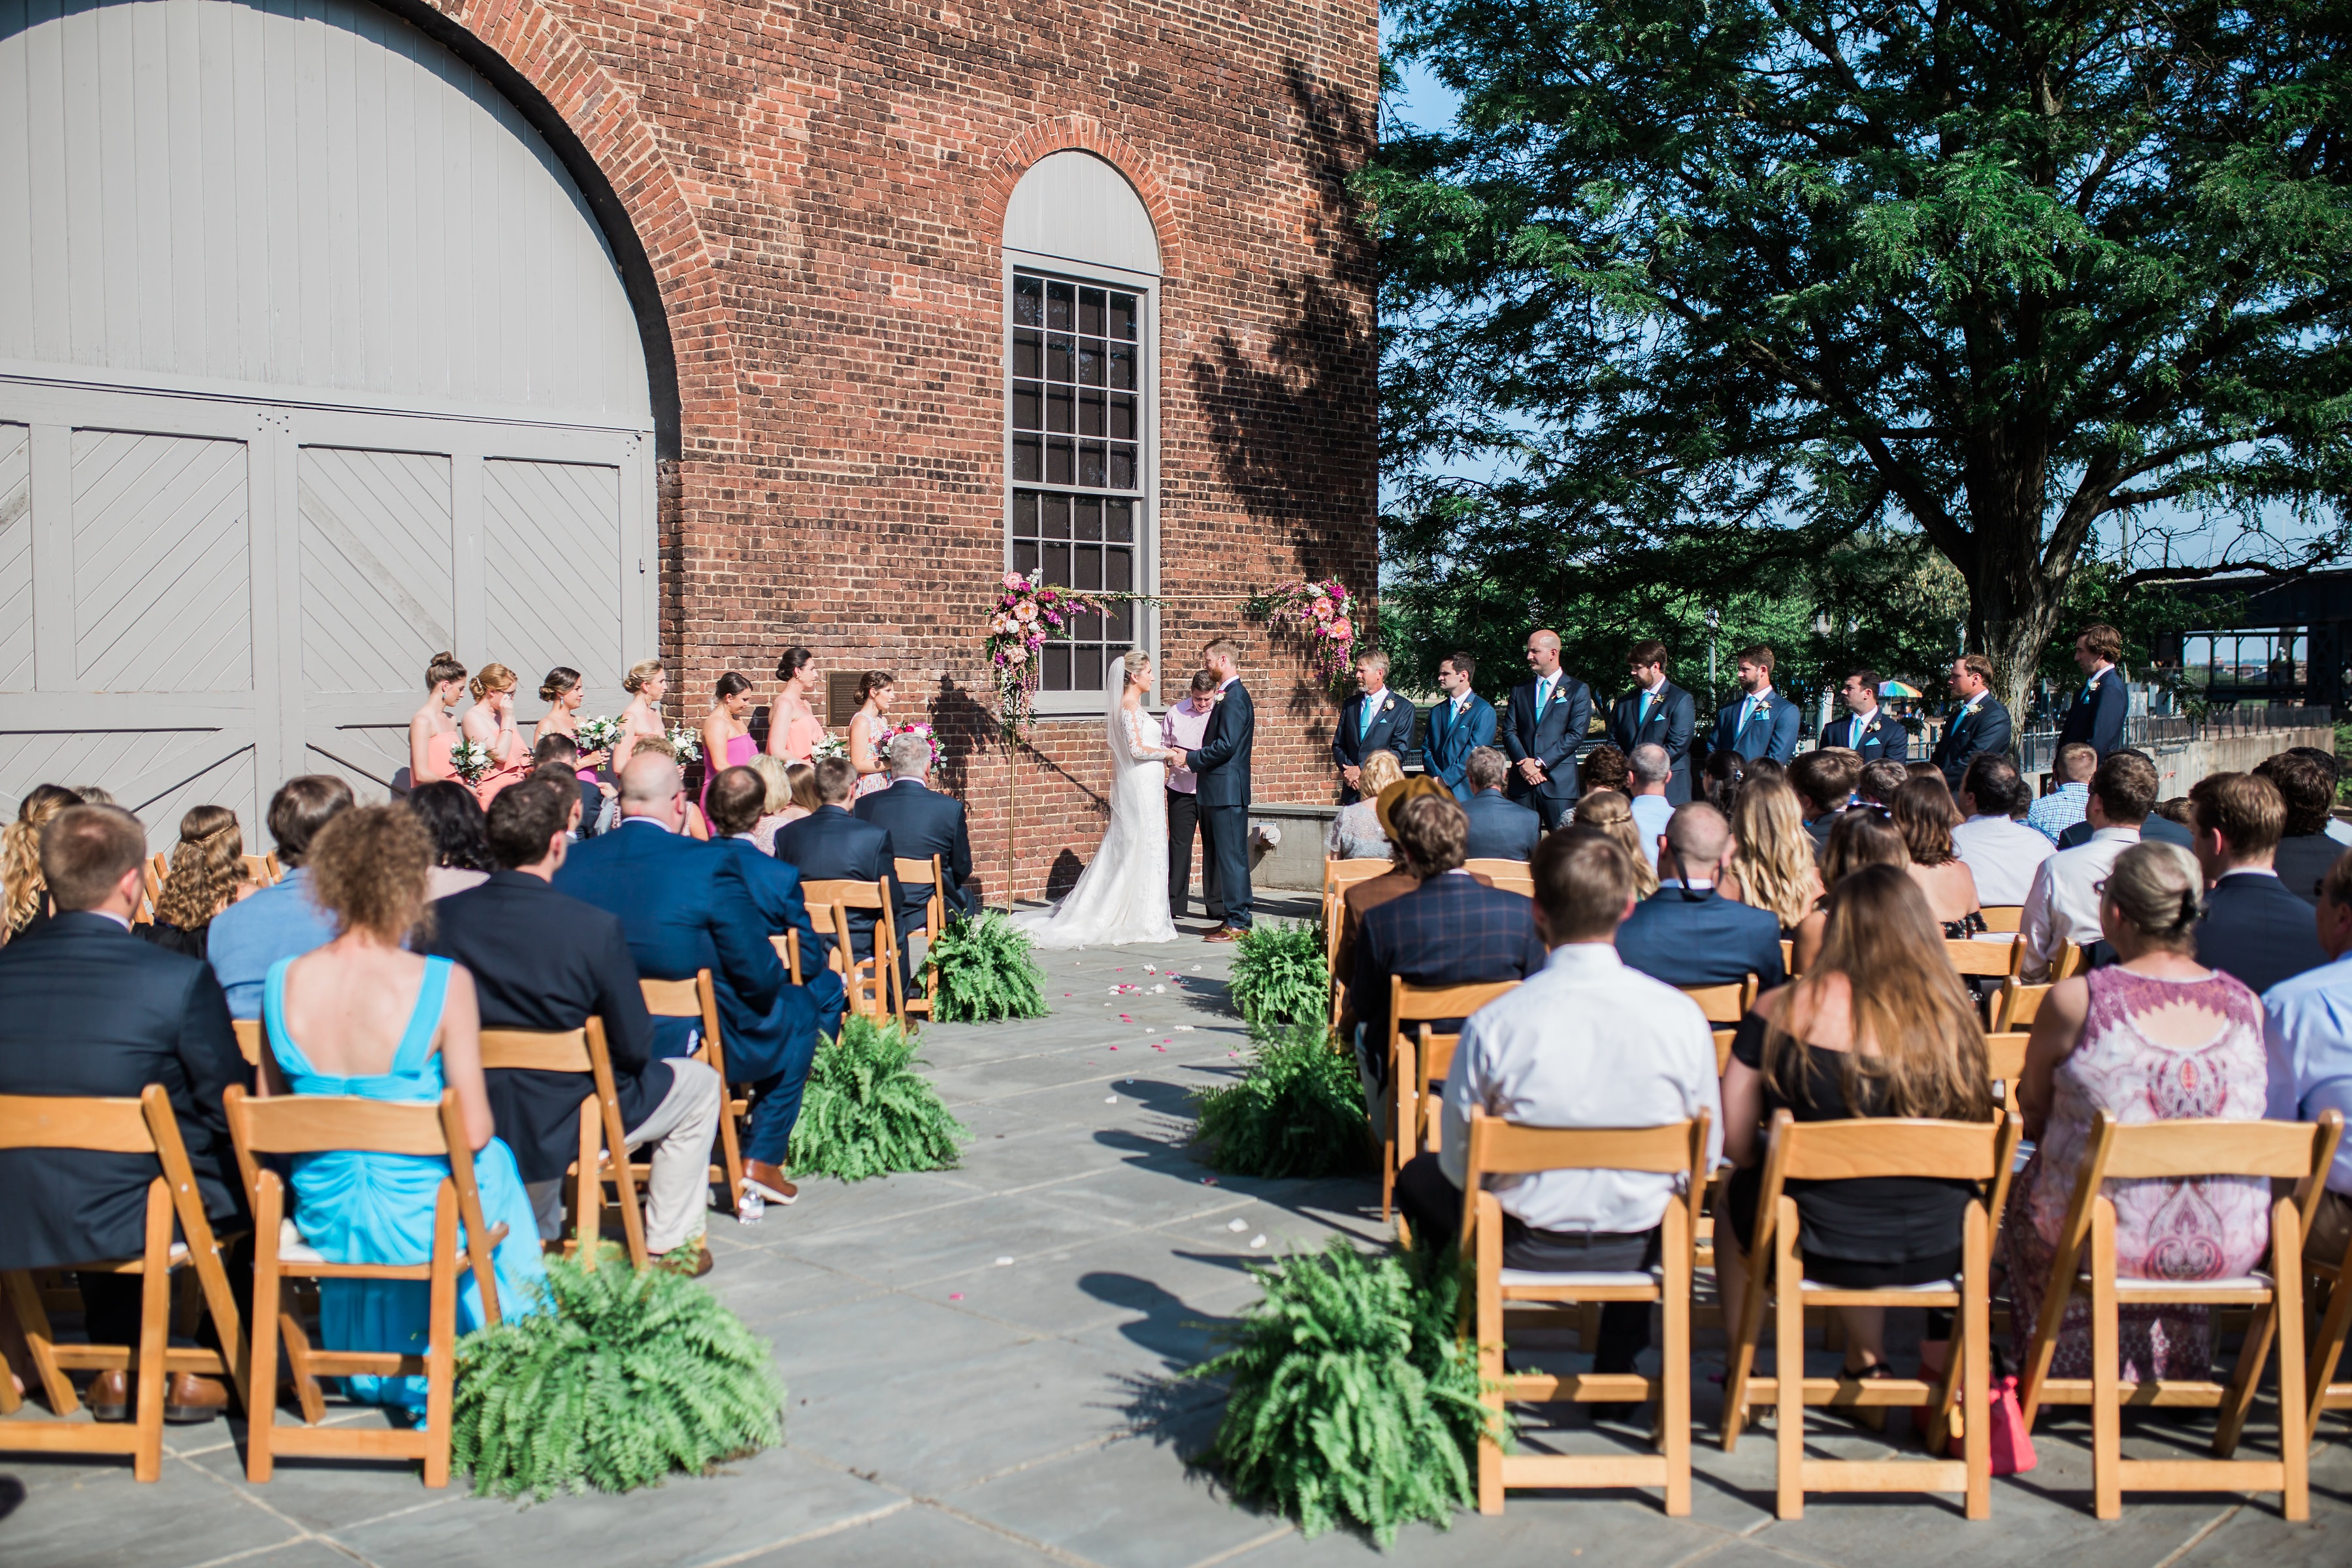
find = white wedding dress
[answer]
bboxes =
[1018,659,1178,949]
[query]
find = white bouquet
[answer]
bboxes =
[576,715,622,753]
[811,732,849,760]
[448,738,494,785]
[666,723,702,764]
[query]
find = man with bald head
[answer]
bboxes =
[1611,802,1787,988]
[1502,629,1594,830]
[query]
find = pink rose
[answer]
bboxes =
[1004,572,1027,590]
[1330,617,1353,640]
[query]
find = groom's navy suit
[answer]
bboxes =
[1186,679,1256,930]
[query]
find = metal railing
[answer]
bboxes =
[2012,704,2333,777]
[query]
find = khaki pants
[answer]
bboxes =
[529,1056,722,1256]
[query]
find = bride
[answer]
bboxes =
[1020,650,1187,948]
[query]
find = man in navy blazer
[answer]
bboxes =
[775,755,901,973]
[1614,803,1789,989]
[1609,639,1698,804]
[1422,651,1496,802]
[1931,653,2014,792]
[853,733,977,953]
[1503,629,1593,830]
[554,753,813,1208]
[2058,622,2130,759]
[2189,772,2327,996]
[1333,646,1416,804]
[1710,645,1801,764]
[706,768,849,1039]
[1819,668,1908,762]
[1460,747,1543,862]
[1187,639,1258,938]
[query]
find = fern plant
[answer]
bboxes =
[1193,1019,1370,1179]
[1224,919,1328,1032]
[928,911,1049,1022]
[1190,1238,1496,1543]
[451,1248,784,1500]
[787,1015,966,1181]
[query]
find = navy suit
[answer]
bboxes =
[1503,672,1593,829]
[1333,689,1416,803]
[1711,690,1802,764]
[1462,789,1542,863]
[1818,708,1908,762]
[1351,874,1549,1081]
[2195,870,2327,996]
[2058,813,2192,852]
[1609,682,1698,805]
[854,778,977,939]
[2272,832,2343,907]
[1614,885,1789,989]
[711,836,847,1039]
[2058,666,2129,759]
[1931,696,2014,792]
[774,804,898,969]
[1186,679,1257,929]
[1424,693,1498,802]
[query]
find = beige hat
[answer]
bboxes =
[1373,775,1452,845]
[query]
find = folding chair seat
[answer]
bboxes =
[476,1019,648,1270]
[641,970,745,1213]
[1462,858,1533,896]
[1382,977,1520,1226]
[802,877,903,1026]
[893,854,947,1021]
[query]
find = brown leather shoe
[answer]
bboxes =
[86,1369,129,1422]
[656,1245,715,1279]
[743,1160,798,1205]
[164,1372,229,1424]
[1202,925,1245,943]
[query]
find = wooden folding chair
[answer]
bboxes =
[802,877,902,1026]
[224,1085,504,1486]
[476,1019,648,1271]
[240,853,282,888]
[1322,857,1392,1023]
[1680,976,1758,1073]
[1459,1109,1712,1515]
[2304,1196,2352,1440]
[1944,934,2024,982]
[1462,858,1535,896]
[2017,1109,2344,1521]
[233,1018,263,1068]
[0,1086,250,1480]
[1982,1033,2030,1103]
[1721,1109,2023,1520]
[1382,977,1521,1224]
[1980,904,2024,934]
[894,854,947,1021]
[1991,978,2050,1032]
[1780,938,1797,977]
[642,970,745,1213]
[137,853,167,926]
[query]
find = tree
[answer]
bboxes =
[1367,0,2352,715]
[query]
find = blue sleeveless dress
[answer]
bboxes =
[263,955,547,1409]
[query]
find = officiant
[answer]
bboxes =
[1163,670,1224,924]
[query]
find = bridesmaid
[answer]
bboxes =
[407,652,468,788]
[847,670,896,800]
[534,666,610,777]
[700,673,759,815]
[766,647,825,762]
[612,659,667,774]
[459,663,531,808]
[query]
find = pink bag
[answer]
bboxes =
[1926,1356,2038,1475]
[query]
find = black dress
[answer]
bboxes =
[138,919,210,960]
[1725,1013,1974,1288]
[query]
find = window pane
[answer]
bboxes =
[1109,393,1134,440]
[1013,382,1041,431]
[1041,493,1071,538]
[1015,275,1043,326]
[1013,328,1041,378]
[1108,343,1135,391]
[1013,540,1038,576]
[1074,609,1103,642]
[1013,434,1041,482]
[1108,444,1135,489]
[1075,645,1103,691]
[1047,384,1074,433]
[1106,499,1134,542]
[1074,497,1102,540]
[1047,280,1074,329]
[1079,442,1107,487]
[1043,540,1071,583]
[1079,287,1105,335]
[1047,335,1074,382]
[1044,643,1070,689]
[1013,491,1039,536]
[1106,546,1133,592]
[1111,293,1135,340]
[1078,340,1104,387]
[1079,389,1105,436]
[1048,438,1074,484]
[1074,546,1102,591]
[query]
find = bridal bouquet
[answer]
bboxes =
[448,738,495,785]
[576,715,623,754]
[664,723,702,764]
[811,733,849,761]
[987,570,1107,737]
[887,721,935,761]
[1250,580,1357,694]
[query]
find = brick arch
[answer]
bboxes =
[984,117,1184,280]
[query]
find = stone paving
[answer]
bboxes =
[4,916,2349,1567]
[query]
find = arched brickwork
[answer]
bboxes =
[983,116,1185,280]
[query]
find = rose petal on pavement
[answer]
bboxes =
[1227,1218,1248,1232]
[1249,1235,1267,1249]
[995,1256,1014,1266]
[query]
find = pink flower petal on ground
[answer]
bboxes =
[949,1293,964,1300]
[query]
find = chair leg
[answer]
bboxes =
[1662,1205,1692,1518]
[574,1103,600,1271]
[604,1102,651,1271]
[2213,1298,2276,1458]
[1774,1202,1805,1520]
[1962,1205,1991,1521]
[248,1183,286,1482]
[2275,1199,2309,1524]
[278,1315,326,1426]
[2310,1256,2352,1440]
[133,1188,173,1483]
[2,1271,74,1415]
[1476,1211,1505,1516]
[423,1184,459,1489]
[2090,1200,2121,1521]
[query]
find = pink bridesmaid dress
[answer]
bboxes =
[700,732,759,811]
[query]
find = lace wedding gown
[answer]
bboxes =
[1019,662,1177,948]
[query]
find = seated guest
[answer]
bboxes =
[2057,749,2191,849]
[1789,747,1861,854]
[1396,831,1722,1414]
[429,781,725,1272]
[1330,777,1475,991]
[1616,802,1788,989]
[1462,746,1543,863]
[1789,808,1911,974]
[774,755,898,979]
[2019,750,2157,981]
[0,804,247,1422]
[2263,847,2352,1269]
[1699,751,1746,817]
[1,783,81,945]
[2255,750,2340,905]
[405,781,491,902]
[2153,795,2197,830]
[1348,792,1548,1089]
[2025,742,2097,843]
[1579,743,1631,800]
[208,775,355,1019]
[1857,758,1910,811]
[1950,757,2052,907]
[1327,750,1407,859]
[1571,791,1659,898]
[748,755,817,855]
[555,754,807,1208]
[706,766,848,1037]
[2189,771,2327,996]
[1891,776,1986,937]
[1718,866,1993,1379]
[533,732,606,836]
[262,805,546,1407]
[2287,744,2352,846]
[1718,776,1820,936]
[2004,842,2270,1380]
[1625,744,1675,866]
[855,732,977,951]
[141,805,258,960]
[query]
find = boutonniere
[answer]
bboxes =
[1380,697,1393,712]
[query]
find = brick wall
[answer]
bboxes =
[425,0,1381,903]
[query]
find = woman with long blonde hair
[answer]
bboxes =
[1571,789,1659,897]
[1720,776,1822,932]
[142,805,256,958]
[2,783,82,942]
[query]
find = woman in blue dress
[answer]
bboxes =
[260,802,546,1410]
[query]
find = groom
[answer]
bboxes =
[1186,638,1256,941]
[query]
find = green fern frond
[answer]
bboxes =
[1192,1019,1371,1179]
[786,1015,966,1181]
[1224,920,1329,1033]
[928,911,1050,1023]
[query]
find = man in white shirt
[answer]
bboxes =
[2261,851,2352,1269]
[1395,830,1722,1407]
[1626,743,1674,866]
[2018,751,2157,979]
[1161,670,1222,924]
[1950,756,2053,907]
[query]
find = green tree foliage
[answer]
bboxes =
[451,1249,785,1499]
[1194,1019,1374,1179]
[1367,0,2352,713]
[787,1016,966,1182]
[928,911,1049,1023]
[1224,920,1331,1034]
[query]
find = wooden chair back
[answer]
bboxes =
[476,1019,647,1269]
[1462,858,1534,896]
[641,970,744,1207]
[1321,857,1394,971]
[894,854,946,1019]
[1780,938,1796,977]
[240,852,282,887]
[1680,975,1758,1073]
[801,875,904,1025]
[1945,934,2024,979]
[1991,978,2049,1032]
[1983,1032,2030,1102]
[137,852,167,925]
[0,1086,248,1480]
[1980,903,2024,934]
[233,1017,262,1067]
[1380,978,1522,1227]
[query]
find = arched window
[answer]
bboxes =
[1003,152,1162,704]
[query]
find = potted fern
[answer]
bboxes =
[1193,1019,1370,1179]
[787,1015,966,1181]
[1224,920,1328,1033]
[926,911,1049,1022]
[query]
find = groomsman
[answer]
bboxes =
[1931,653,2014,791]
[1608,639,1696,804]
[1422,651,1496,802]
[1710,645,1801,763]
[2057,622,2129,759]
[1333,646,1416,804]
[1820,668,1908,761]
[1502,629,1593,830]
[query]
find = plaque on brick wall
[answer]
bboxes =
[825,671,860,729]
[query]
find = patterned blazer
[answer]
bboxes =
[1350,874,1550,1051]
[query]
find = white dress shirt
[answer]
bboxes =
[2018,825,2140,980]
[2263,949,2352,1195]
[1629,792,1673,866]
[1951,814,2056,906]
[1842,704,1880,749]
[1439,943,1723,1234]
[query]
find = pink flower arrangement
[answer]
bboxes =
[1253,579,1360,693]
[987,570,1107,736]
